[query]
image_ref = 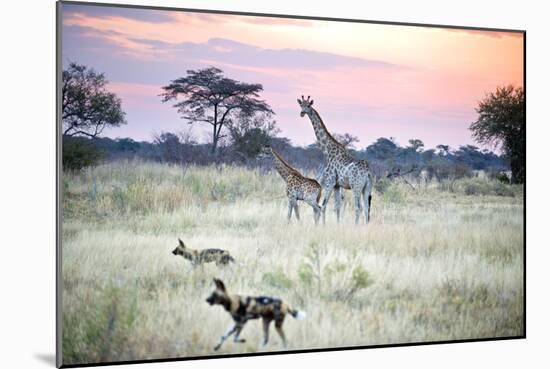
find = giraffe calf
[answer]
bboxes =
[267,146,323,224]
[172,239,235,267]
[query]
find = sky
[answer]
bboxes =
[61,3,524,151]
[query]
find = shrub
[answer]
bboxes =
[439,177,518,197]
[462,178,516,197]
[297,242,374,300]
[463,179,490,196]
[351,266,374,292]
[383,184,404,203]
[374,178,391,194]
[262,269,293,290]
[63,137,104,171]
[496,172,511,184]
[298,242,323,295]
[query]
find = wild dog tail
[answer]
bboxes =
[289,308,307,320]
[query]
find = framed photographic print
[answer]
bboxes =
[56,1,525,367]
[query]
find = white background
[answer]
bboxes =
[0,0,548,368]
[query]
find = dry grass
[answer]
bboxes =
[61,160,524,365]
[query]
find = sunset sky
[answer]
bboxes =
[61,3,524,150]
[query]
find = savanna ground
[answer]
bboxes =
[61,160,524,365]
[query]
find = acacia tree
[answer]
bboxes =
[436,144,450,156]
[407,139,425,152]
[161,67,274,155]
[229,112,280,160]
[62,62,126,138]
[333,133,360,149]
[470,85,525,183]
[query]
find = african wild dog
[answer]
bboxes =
[171,239,235,267]
[206,278,306,351]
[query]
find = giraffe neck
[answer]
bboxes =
[270,149,299,182]
[306,108,345,157]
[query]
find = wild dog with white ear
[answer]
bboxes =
[205,278,306,351]
[171,239,235,267]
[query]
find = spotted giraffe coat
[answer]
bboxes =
[269,147,322,224]
[297,96,373,224]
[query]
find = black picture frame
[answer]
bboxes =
[56,1,526,367]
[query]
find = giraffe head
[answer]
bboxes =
[258,144,272,159]
[297,95,314,117]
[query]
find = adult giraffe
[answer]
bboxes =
[297,96,373,224]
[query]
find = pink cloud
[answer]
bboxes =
[108,82,164,109]
[444,28,524,40]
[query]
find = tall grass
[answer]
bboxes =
[62,160,524,365]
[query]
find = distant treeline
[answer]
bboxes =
[63,134,508,181]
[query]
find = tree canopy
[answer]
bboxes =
[470,85,525,183]
[333,133,360,149]
[407,139,425,152]
[229,112,280,160]
[160,67,274,155]
[62,62,126,138]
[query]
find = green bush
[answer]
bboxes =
[374,178,391,194]
[351,266,374,292]
[460,178,516,197]
[262,269,293,290]
[496,172,511,183]
[463,179,489,196]
[297,242,374,300]
[438,177,518,197]
[298,242,323,294]
[63,137,104,171]
[383,184,404,203]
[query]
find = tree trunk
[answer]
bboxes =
[211,130,218,155]
[211,105,219,155]
[510,150,524,184]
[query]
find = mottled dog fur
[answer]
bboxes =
[171,239,235,267]
[206,279,306,351]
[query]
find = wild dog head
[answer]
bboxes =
[206,278,229,307]
[172,239,197,261]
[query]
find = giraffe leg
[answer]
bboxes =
[304,198,322,224]
[334,186,343,223]
[293,203,300,221]
[320,184,335,224]
[353,188,363,225]
[362,176,373,224]
[287,199,293,223]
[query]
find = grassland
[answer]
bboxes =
[61,160,524,365]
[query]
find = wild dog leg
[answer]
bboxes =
[274,320,287,348]
[262,318,272,346]
[214,323,239,351]
[233,323,246,343]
